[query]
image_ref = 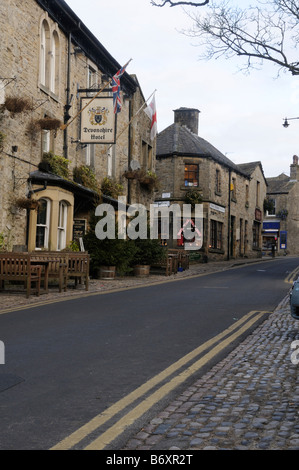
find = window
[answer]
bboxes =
[142,141,153,170]
[50,31,59,95]
[252,221,260,248]
[57,201,67,251]
[107,145,115,177]
[210,220,223,250]
[36,198,50,249]
[215,169,221,194]
[245,184,249,206]
[266,198,276,216]
[40,20,59,96]
[231,177,236,200]
[40,20,50,87]
[85,144,95,168]
[42,130,51,154]
[87,65,98,95]
[256,181,260,207]
[185,164,198,187]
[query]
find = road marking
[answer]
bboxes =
[51,310,267,450]
[285,266,299,284]
[84,311,266,450]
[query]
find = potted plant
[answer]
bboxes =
[132,237,166,277]
[138,170,159,190]
[123,169,142,180]
[83,215,137,279]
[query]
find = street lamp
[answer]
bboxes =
[283,117,299,128]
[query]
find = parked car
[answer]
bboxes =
[290,280,299,319]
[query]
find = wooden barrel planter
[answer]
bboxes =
[99,266,116,279]
[133,265,150,278]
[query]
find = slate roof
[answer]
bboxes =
[237,161,267,185]
[156,123,248,176]
[266,173,295,194]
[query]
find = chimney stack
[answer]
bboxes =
[290,155,299,181]
[174,107,200,135]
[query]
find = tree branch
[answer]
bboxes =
[184,0,299,76]
[151,0,209,7]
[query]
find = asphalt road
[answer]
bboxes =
[0,257,298,450]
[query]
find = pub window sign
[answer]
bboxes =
[80,97,116,144]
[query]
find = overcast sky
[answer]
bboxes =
[65,0,299,178]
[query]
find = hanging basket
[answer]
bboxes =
[35,117,62,130]
[4,96,32,114]
[14,197,40,211]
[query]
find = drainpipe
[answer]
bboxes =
[63,32,72,160]
[128,98,132,205]
[227,168,231,261]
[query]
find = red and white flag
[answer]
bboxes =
[145,95,157,141]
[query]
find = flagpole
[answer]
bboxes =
[60,59,132,131]
[106,89,157,155]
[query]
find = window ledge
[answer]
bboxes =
[39,84,60,103]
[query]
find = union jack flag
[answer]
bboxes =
[112,66,126,114]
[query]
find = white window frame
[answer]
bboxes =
[50,34,56,93]
[40,21,47,86]
[36,198,51,250]
[42,129,51,154]
[57,201,68,251]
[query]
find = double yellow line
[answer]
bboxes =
[51,309,267,451]
[285,266,299,284]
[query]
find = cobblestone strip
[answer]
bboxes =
[124,298,299,450]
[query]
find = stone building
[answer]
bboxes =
[155,107,267,260]
[262,156,299,255]
[0,0,155,252]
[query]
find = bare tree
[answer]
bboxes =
[151,1,209,7]
[182,0,299,75]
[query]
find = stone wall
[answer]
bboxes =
[0,0,155,249]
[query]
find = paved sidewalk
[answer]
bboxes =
[123,296,299,450]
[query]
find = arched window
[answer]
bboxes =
[40,20,50,88]
[57,201,68,250]
[36,198,51,249]
[50,31,59,95]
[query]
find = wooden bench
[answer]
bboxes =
[150,255,174,276]
[0,253,42,298]
[66,252,90,291]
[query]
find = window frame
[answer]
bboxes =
[210,220,223,250]
[184,164,199,187]
[35,198,51,250]
[57,201,68,251]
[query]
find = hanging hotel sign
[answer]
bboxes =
[80,97,116,144]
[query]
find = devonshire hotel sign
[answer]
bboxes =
[80,97,116,144]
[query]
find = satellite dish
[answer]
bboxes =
[130,160,141,171]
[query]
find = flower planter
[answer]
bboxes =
[35,118,62,130]
[133,265,150,278]
[99,265,116,279]
[4,96,32,114]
